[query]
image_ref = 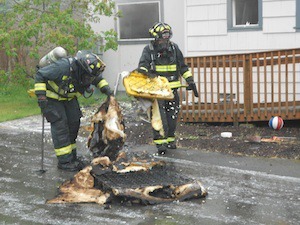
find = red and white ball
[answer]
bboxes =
[268,116,284,130]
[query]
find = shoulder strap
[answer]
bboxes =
[169,41,179,72]
[67,57,75,73]
[149,43,156,71]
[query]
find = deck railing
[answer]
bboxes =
[180,48,300,123]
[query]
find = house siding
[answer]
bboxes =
[185,0,300,56]
[264,0,295,33]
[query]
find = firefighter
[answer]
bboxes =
[34,50,113,171]
[138,22,198,154]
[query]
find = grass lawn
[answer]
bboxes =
[0,86,40,122]
[0,83,131,123]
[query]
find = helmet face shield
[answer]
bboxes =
[76,50,106,77]
[155,30,171,51]
[161,31,171,40]
[89,60,105,76]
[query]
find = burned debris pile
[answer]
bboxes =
[47,152,207,205]
[47,96,207,206]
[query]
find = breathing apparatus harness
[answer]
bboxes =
[149,41,179,82]
[47,57,94,99]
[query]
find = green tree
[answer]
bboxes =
[0,0,119,84]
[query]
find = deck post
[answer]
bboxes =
[243,54,253,118]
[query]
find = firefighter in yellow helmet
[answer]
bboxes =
[35,50,113,171]
[138,22,198,154]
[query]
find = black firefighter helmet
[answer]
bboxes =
[76,50,106,77]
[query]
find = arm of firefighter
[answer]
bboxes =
[34,71,47,98]
[186,77,199,97]
[174,44,198,97]
[34,72,48,109]
[174,43,191,78]
[138,45,156,78]
[34,62,63,96]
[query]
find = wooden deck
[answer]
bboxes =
[180,48,300,123]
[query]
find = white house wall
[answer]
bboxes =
[186,0,300,56]
[264,0,295,33]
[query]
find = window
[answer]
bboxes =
[116,0,162,43]
[227,0,262,31]
[296,0,300,31]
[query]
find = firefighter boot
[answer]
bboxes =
[167,141,177,149]
[57,153,81,172]
[71,148,77,161]
[71,148,88,169]
[156,144,168,155]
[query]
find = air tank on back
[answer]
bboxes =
[39,46,67,68]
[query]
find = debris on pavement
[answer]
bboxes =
[246,135,298,144]
[47,152,207,205]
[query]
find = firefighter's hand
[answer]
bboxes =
[107,89,114,96]
[101,85,114,96]
[37,95,48,110]
[186,82,199,97]
[147,72,157,79]
[137,68,157,78]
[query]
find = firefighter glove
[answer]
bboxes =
[137,68,157,78]
[101,85,114,96]
[147,72,157,79]
[186,77,199,97]
[37,95,48,110]
[186,82,199,97]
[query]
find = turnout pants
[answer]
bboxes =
[152,90,180,145]
[42,98,82,159]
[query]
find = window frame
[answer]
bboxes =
[115,0,163,44]
[227,0,262,32]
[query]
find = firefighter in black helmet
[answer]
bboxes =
[138,22,198,154]
[35,50,113,171]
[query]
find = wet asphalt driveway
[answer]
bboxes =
[0,115,299,225]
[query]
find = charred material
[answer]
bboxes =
[47,152,207,206]
[46,166,111,205]
[87,96,126,160]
